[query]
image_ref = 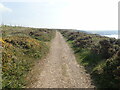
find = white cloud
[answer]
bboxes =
[0,3,12,13]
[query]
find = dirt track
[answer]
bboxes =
[27,31,94,88]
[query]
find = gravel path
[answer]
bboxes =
[27,31,94,88]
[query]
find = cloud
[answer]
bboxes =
[0,3,12,13]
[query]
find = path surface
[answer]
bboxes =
[27,31,94,88]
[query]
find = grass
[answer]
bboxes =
[68,40,103,73]
[60,30,120,88]
[1,25,55,88]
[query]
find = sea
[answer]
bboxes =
[87,30,118,39]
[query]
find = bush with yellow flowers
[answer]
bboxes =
[2,25,55,88]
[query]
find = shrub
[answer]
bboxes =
[60,30,120,88]
[2,25,55,88]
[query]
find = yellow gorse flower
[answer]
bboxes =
[0,38,5,43]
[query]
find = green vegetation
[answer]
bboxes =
[60,30,120,88]
[1,25,55,88]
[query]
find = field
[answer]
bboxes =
[1,25,55,88]
[60,30,120,88]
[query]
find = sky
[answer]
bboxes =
[0,0,119,31]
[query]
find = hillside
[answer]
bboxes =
[1,25,55,88]
[60,30,120,88]
[1,26,120,88]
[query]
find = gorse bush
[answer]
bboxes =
[60,30,120,88]
[29,29,54,41]
[1,25,55,88]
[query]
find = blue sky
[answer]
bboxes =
[0,0,119,31]
[1,2,71,29]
